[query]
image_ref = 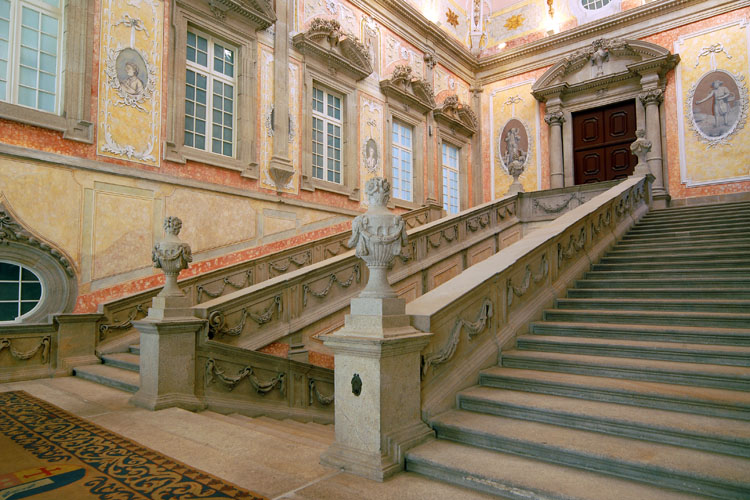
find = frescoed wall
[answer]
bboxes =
[96,0,162,166]
[434,64,471,104]
[383,32,425,79]
[487,80,541,197]
[674,19,750,187]
[359,94,385,206]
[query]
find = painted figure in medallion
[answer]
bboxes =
[696,80,736,128]
[121,62,144,96]
[365,138,379,173]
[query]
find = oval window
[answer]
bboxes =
[0,262,43,322]
[581,0,612,10]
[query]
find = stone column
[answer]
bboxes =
[321,178,433,481]
[131,217,204,411]
[639,89,667,205]
[268,0,295,190]
[545,110,565,189]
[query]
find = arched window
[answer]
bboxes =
[581,0,612,10]
[0,261,43,322]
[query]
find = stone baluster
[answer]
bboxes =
[321,178,433,481]
[639,89,665,197]
[545,111,565,189]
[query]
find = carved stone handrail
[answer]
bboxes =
[95,204,436,346]
[193,182,618,353]
[410,175,652,420]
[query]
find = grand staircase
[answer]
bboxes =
[406,201,750,499]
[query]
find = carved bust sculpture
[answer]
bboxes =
[348,177,407,298]
[152,216,192,297]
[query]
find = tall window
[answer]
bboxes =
[0,0,63,113]
[442,142,459,214]
[184,30,236,157]
[0,262,42,322]
[312,86,342,183]
[391,120,413,202]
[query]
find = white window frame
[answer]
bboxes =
[0,0,63,114]
[311,85,343,184]
[442,142,460,214]
[184,27,237,158]
[0,260,44,323]
[391,119,413,202]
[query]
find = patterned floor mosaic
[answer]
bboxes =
[0,391,267,500]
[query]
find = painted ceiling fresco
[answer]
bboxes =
[405,0,648,55]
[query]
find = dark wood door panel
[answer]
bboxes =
[573,100,637,184]
[606,144,636,180]
[574,150,605,184]
[573,112,603,149]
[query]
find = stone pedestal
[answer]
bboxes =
[130,316,205,411]
[321,298,433,481]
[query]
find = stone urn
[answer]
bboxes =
[507,158,526,194]
[152,216,192,298]
[347,177,407,299]
[630,129,652,176]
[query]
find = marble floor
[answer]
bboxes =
[0,377,494,499]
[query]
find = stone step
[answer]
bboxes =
[591,259,750,271]
[249,416,335,446]
[73,363,140,393]
[584,268,750,279]
[101,352,140,372]
[606,243,750,257]
[129,344,140,355]
[628,219,750,235]
[568,287,750,299]
[529,320,750,346]
[543,308,750,329]
[457,386,750,458]
[619,226,750,241]
[405,439,706,500]
[501,350,750,391]
[517,335,750,366]
[479,367,750,421]
[200,412,330,449]
[555,297,750,313]
[636,210,750,227]
[643,201,750,217]
[612,235,750,251]
[598,251,750,264]
[428,410,750,499]
[575,278,750,289]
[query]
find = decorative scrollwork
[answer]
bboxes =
[302,265,361,307]
[0,336,50,363]
[196,270,253,303]
[309,378,334,406]
[466,213,490,232]
[405,213,428,229]
[98,304,146,340]
[421,298,493,377]
[269,251,312,274]
[615,193,632,218]
[533,194,582,214]
[557,227,587,268]
[497,204,515,220]
[507,255,549,307]
[591,210,613,237]
[204,358,285,395]
[324,240,348,257]
[427,225,459,250]
[207,295,283,339]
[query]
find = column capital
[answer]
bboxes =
[544,110,565,126]
[639,88,664,106]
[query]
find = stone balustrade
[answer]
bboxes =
[409,175,652,420]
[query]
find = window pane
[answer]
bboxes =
[0,302,17,321]
[0,282,18,300]
[21,27,38,50]
[18,86,35,107]
[38,90,54,111]
[21,7,39,30]
[20,47,37,68]
[21,282,41,300]
[0,0,9,20]
[41,15,57,36]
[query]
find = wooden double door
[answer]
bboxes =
[572,101,637,184]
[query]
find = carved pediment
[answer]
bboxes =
[206,0,276,31]
[532,38,678,101]
[379,65,436,114]
[293,18,373,81]
[433,94,477,136]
